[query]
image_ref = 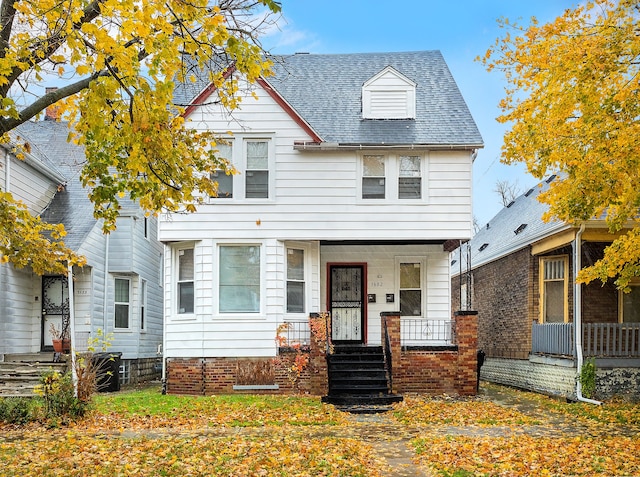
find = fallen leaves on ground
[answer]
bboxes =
[392,394,540,427]
[412,434,640,477]
[0,432,388,476]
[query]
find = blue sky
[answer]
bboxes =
[262,0,580,228]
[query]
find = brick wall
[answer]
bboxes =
[453,247,533,359]
[382,311,478,396]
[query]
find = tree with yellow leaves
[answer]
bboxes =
[482,0,640,289]
[0,0,280,274]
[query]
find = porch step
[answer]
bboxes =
[323,345,402,413]
[0,355,67,397]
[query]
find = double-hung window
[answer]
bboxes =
[245,140,269,198]
[399,261,422,317]
[115,278,130,328]
[177,248,194,314]
[219,245,261,313]
[399,155,421,199]
[362,155,386,199]
[620,284,640,323]
[540,256,568,323]
[211,141,233,198]
[286,248,305,314]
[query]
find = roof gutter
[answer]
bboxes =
[293,141,482,151]
[573,222,602,405]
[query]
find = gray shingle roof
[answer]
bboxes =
[451,177,567,273]
[175,51,483,147]
[15,120,97,250]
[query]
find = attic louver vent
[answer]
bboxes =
[525,188,534,197]
[506,200,515,208]
[514,223,527,235]
[478,243,489,252]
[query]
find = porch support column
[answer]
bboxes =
[381,311,401,393]
[309,313,329,395]
[454,310,478,396]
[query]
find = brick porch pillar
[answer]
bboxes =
[381,311,401,393]
[454,310,478,396]
[309,313,329,395]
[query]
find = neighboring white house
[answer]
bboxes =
[160,51,483,393]
[0,119,164,385]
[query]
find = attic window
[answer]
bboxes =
[478,243,489,252]
[506,200,515,208]
[514,223,527,235]
[525,188,534,197]
[362,66,416,119]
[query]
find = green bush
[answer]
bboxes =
[35,370,90,425]
[580,357,597,399]
[0,396,37,424]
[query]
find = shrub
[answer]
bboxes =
[580,357,597,399]
[34,370,90,425]
[0,396,37,424]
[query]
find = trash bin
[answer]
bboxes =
[92,352,122,392]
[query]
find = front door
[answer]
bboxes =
[329,265,366,343]
[41,275,69,351]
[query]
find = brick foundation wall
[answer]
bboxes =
[383,311,478,396]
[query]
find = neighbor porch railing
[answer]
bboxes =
[401,319,453,345]
[531,322,640,358]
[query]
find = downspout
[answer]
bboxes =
[161,244,168,394]
[103,234,109,332]
[68,263,78,397]
[574,223,602,405]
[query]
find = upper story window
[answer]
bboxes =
[140,279,147,330]
[177,248,194,314]
[362,66,416,120]
[399,155,421,199]
[362,155,386,199]
[211,141,233,198]
[540,256,568,323]
[245,140,269,198]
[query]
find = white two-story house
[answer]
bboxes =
[160,51,483,394]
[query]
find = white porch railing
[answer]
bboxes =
[281,320,310,346]
[401,319,453,345]
[532,322,640,358]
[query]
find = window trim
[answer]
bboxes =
[539,255,569,323]
[114,276,131,330]
[216,243,264,317]
[395,256,426,318]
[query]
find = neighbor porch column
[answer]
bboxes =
[309,313,329,395]
[454,310,478,396]
[381,311,401,393]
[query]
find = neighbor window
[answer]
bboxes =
[399,262,422,317]
[245,140,269,198]
[286,248,305,313]
[114,278,130,328]
[140,279,147,330]
[177,248,194,314]
[219,245,261,313]
[362,155,385,199]
[211,141,233,198]
[620,284,640,323]
[540,256,568,323]
[399,156,421,199]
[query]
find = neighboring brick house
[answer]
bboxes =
[452,176,640,401]
[159,51,483,400]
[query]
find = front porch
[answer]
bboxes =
[531,322,640,362]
